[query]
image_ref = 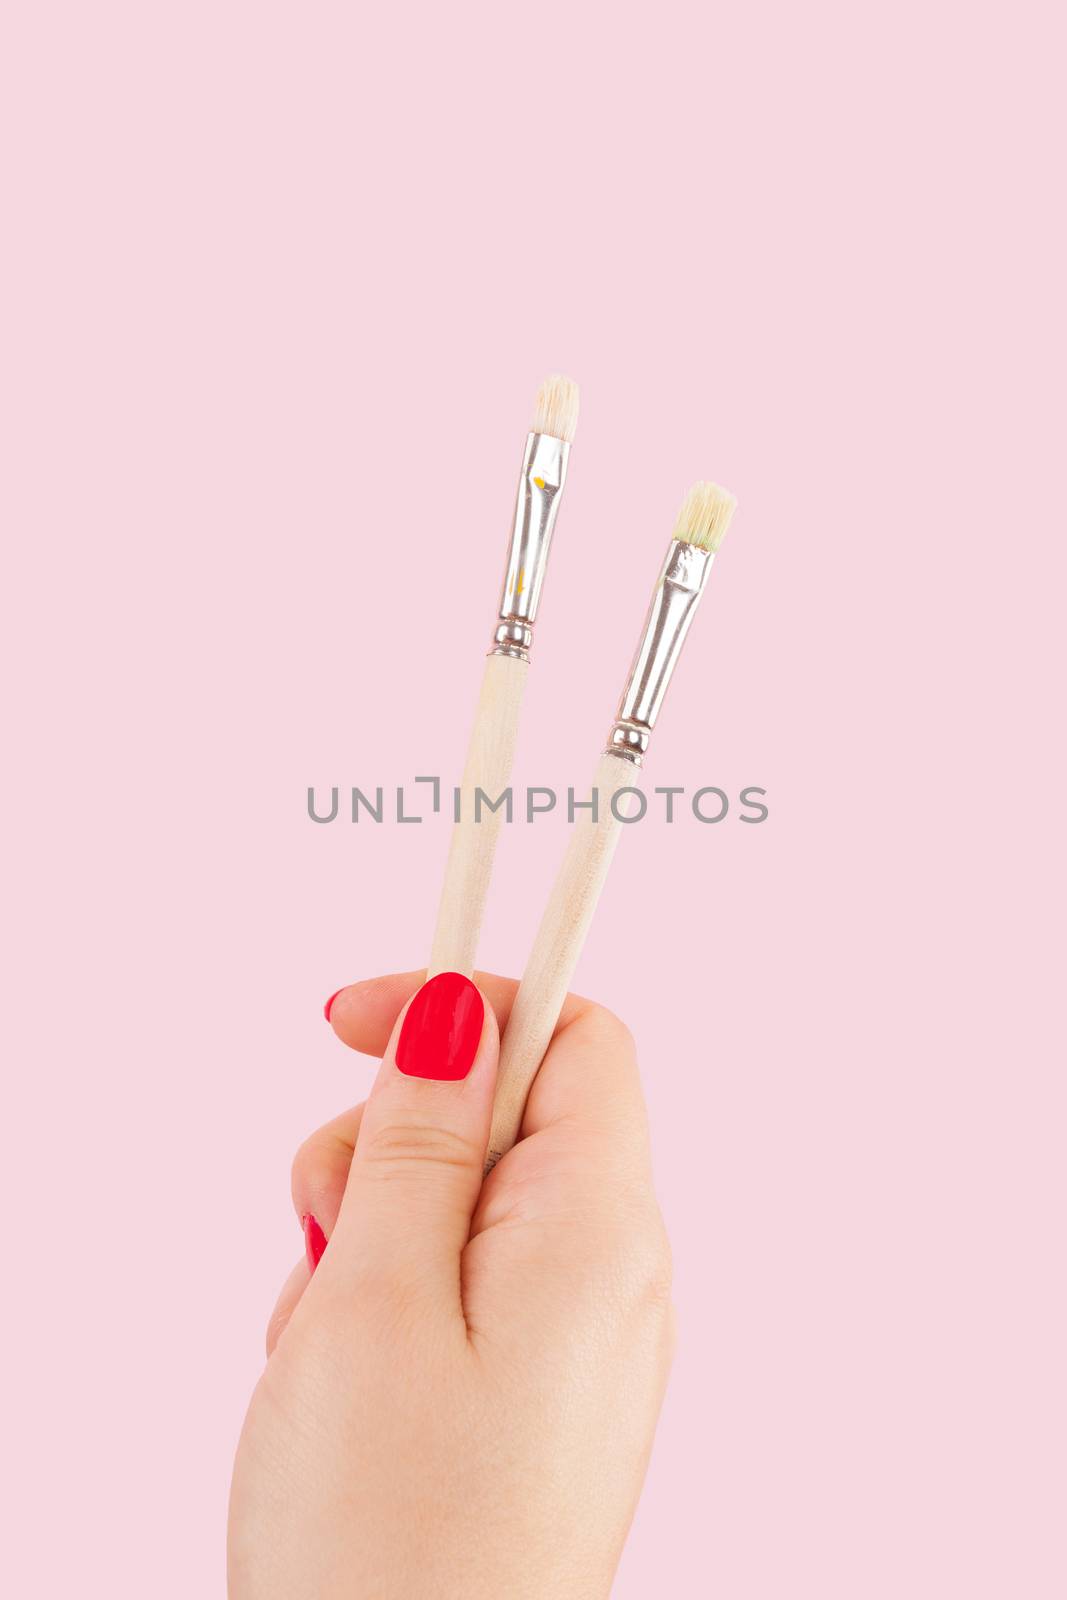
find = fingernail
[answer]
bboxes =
[396,972,484,1081]
[303,1213,327,1271]
[324,989,343,1022]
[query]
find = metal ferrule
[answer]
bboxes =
[490,432,571,661]
[605,537,714,764]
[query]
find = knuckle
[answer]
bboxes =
[290,1131,328,1191]
[290,1134,319,1190]
[289,1149,312,1208]
[570,999,636,1055]
[641,1232,675,1312]
[360,1118,481,1175]
[621,1212,674,1312]
[290,1129,352,1211]
[573,1206,674,1316]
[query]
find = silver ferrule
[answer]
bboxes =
[605,538,714,764]
[490,432,571,661]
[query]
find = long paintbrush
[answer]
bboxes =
[429,375,580,979]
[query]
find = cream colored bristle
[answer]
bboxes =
[672,481,737,553]
[531,374,580,443]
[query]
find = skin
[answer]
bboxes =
[228,969,675,1600]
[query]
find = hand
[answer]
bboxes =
[228,969,674,1600]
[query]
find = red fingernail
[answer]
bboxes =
[303,1213,327,1271]
[396,972,483,1081]
[324,989,343,1022]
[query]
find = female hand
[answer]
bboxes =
[228,969,674,1599]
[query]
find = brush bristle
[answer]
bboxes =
[531,374,580,443]
[672,481,737,553]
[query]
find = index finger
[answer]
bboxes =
[520,999,651,1165]
[326,968,589,1058]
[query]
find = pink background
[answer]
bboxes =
[3,2,1063,1595]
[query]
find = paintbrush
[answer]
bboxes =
[486,481,737,1168]
[429,375,580,978]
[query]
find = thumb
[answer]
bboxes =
[327,971,498,1315]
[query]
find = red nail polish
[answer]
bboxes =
[303,1213,327,1271]
[324,989,343,1022]
[396,972,483,1081]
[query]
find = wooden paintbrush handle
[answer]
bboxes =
[486,751,638,1168]
[429,652,528,980]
